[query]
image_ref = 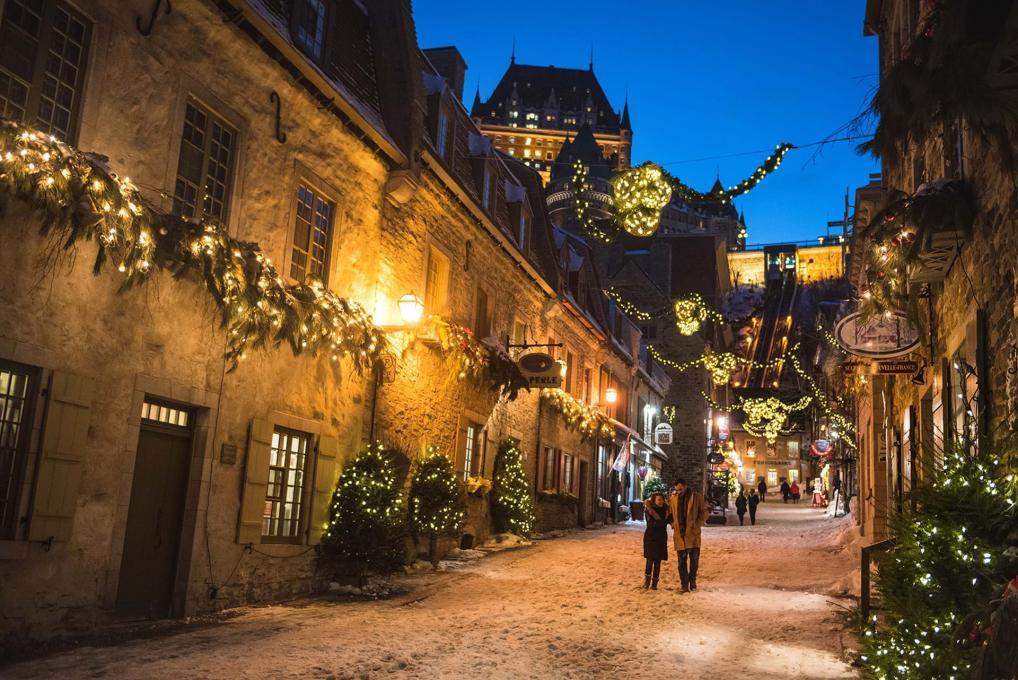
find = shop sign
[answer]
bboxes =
[811,439,831,457]
[654,423,673,445]
[834,311,920,359]
[518,352,562,388]
[841,359,920,375]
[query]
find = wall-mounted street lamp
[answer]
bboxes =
[605,387,618,404]
[379,291,425,332]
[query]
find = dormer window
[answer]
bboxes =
[292,0,327,62]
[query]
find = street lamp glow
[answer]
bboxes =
[605,387,618,404]
[397,292,424,326]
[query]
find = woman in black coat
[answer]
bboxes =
[748,488,761,525]
[643,492,672,590]
[734,490,748,525]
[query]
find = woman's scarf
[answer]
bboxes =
[646,503,666,522]
[677,489,691,535]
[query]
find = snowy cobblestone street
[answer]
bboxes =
[2,503,860,679]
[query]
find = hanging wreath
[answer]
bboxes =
[702,350,741,386]
[611,162,672,237]
[672,293,725,336]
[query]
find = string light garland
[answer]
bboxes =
[662,143,794,205]
[319,442,408,578]
[859,179,974,317]
[611,162,672,237]
[789,353,857,449]
[541,388,615,440]
[570,160,614,243]
[0,120,384,371]
[408,446,465,563]
[429,317,528,399]
[491,437,536,536]
[649,343,798,386]
[603,288,656,321]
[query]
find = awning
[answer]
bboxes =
[608,418,668,461]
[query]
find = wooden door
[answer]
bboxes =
[116,422,191,617]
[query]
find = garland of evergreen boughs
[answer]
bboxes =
[570,159,614,243]
[491,437,536,535]
[858,178,975,316]
[0,120,385,371]
[858,448,1018,679]
[541,388,615,440]
[429,316,529,400]
[662,143,794,205]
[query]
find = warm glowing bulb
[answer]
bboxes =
[397,292,424,326]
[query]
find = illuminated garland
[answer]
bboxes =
[663,143,793,205]
[0,120,384,371]
[649,343,798,386]
[541,388,615,440]
[603,287,657,321]
[491,437,536,535]
[860,179,974,317]
[409,446,465,543]
[789,353,857,449]
[429,317,529,399]
[320,442,407,575]
[611,162,672,237]
[570,160,613,243]
[674,293,727,336]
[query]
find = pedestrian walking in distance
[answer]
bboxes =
[748,488,760,525]
[734,489,748,526]
[669,479,710,593]
[757,477,768,502]
[780,478,790,504]
[789,480,801,504]
[642,492,672,590]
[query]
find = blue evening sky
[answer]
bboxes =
[412,1,880,246]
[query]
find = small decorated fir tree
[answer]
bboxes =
[491,437,536,536]
[642,473,670,500]
[859,448,1018,679]
[409,446,466,565]
[319,443,407,583]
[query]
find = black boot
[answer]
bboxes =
[651,578,658,590]
[689,578,697,591]
[644,574,651,589]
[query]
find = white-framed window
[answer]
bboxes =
[481,166,492,209]
[562,453,574,493]
[462,421,483,480]
[542,447,557,491]
[436,108,449,157]
[173,100,237,225]
[0,360,38,539]
[263,427,312,542]
[290,181,335,283]
[292,0,327,62]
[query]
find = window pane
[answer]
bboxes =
[263,427,312,540]
[0,363,32,538]
[173,100,236,224]
[291,182,335,283]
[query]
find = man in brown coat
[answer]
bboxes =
[669,478,710,593]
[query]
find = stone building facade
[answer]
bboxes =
[0,0,662,640]
[842,0,1018,544]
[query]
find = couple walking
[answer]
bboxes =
[643,479,710,593]
[734,488,760,525]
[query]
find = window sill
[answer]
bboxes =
[0,540,29,560]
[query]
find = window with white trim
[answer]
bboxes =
[263,426,311,542]
[0,360,37,539]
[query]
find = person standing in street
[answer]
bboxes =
[757,478,768,502]
[789,480,801,504]
[642,492,672,590]
[779,478,791,504]
[734,489,748,525]
[748,488,760,525]
[669,479,710,593]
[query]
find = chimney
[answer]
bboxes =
[422,46,467,102]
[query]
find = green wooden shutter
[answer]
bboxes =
[28,371,95,542]
[237,418,273,544]
[308,434,339,545]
